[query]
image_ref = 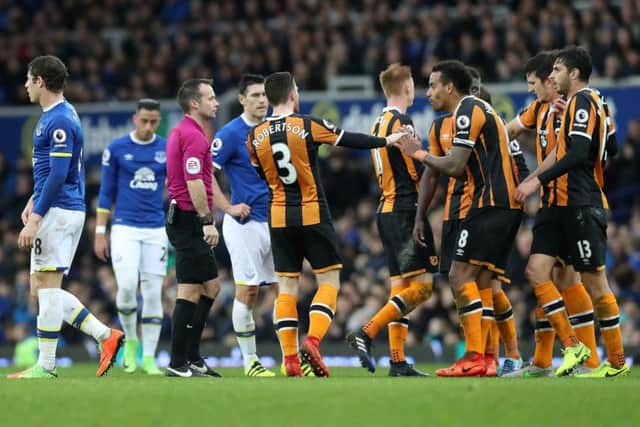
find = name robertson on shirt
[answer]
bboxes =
[251,121,309,148]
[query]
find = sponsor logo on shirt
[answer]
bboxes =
[130,167,158,191]
[186,157,201,174]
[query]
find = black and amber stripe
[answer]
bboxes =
[482,307,495,320]
[598,315,620,330]
[568,311,595,328]
[390,295,407,315]
[457,299,483,317]
[535,318,553,332]
[453,97,520,210]
[275,318,298,331]
[495,307,513,323]
[389,316,410,327]
[431,116,473,220]
[309,303,335,320]
[371,108,421,213]
[553,89,609,209]
[249,114,339,228]
[541,298,565,316]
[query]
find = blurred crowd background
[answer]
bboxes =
[1,0,640,361]
[2,0,640,103]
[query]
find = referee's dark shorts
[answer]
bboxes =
[166,205,218,284]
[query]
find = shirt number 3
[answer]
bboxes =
[272,143,297,185]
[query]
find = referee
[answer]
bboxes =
[165,78,221,378]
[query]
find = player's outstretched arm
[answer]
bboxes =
[505,118,525,141]
[522,144,558,184]
[396,135,470,178]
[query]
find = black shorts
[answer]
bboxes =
[453,208,523,276]
[440,219,462,274]
[166,208,218,284]
[377,211,438,279]
[531,206,607,272]
[270,222,342,276]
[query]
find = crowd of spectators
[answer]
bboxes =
[2,0,640,104]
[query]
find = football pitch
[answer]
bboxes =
[0,364,637,427]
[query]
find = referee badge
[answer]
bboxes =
[186,157,201,174]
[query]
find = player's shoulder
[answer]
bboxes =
[455,95,481,114]
[216,116,248,142]
[47,101,79,128]
[433,113,453,126]
[155,134,167,147]
[108,134,132,151]
[571,88,596,104]
[389,109,413,126]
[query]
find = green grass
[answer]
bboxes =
[0,364,637,427]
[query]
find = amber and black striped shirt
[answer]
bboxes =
[452,96,521,210]
[247,113,343,228]
[551,88,611,209]
[370,107,423,213]
[429,114,473,221]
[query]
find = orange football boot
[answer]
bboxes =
[300,336,330,377]
[484,354,498,377]
[436,352,486,377]
[284,355,303,377]
[96,329,124,377]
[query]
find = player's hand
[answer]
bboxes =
[18,214,42,249]
[552,98,567,114]
[395,134,422,158]
[203,224,219,247]
[21,197,34,226]
[385,127,409,146]
[413,217,427,248]
[514,177,541,203]
[94,232,110,261]
[226,203,251,221]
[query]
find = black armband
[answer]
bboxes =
[338,132,386,149]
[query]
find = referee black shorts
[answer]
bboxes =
[166,208,218,284]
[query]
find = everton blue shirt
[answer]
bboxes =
[212,114,269,223]
[32,99,85,216]
[97,132,167,228]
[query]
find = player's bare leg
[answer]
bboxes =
[234,283,276,377]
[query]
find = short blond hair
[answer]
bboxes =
[379,63,412,97]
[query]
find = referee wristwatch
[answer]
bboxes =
[199,212,214,225]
